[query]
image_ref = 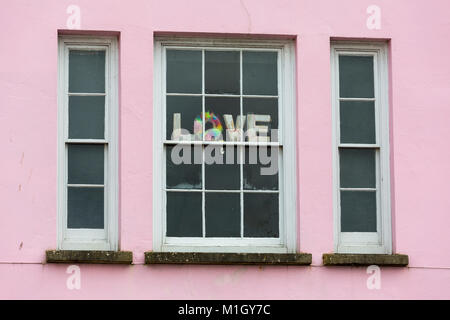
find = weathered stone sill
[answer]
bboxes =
[46,250,133,264]
[322,253,409,266]
[145,252,312,265]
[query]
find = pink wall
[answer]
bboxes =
[1,0,450,299]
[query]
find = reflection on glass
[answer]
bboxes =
[166,50,202,93]
[166,192,202,237]
[340,100,375,144]
[244,146,278,190]
[166,145,202,189]
[67,187,104,229]
[69,50,105,93]
[243,51,278,95]
[339,148,375,188]
[340,191,377,232]
[205,146,240,190]
[68,144,104,185]
[339,55,374,98]
[205,51,240,94]
[244,193,279,237]
[69,96,105,139]
[205,193,240,237]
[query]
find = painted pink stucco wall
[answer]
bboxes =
[1,0,450,299]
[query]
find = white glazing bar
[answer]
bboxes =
[338,144,379,148]
[166,92,278,98]
[202,49,205,142]
[339,188,377,191]
[242,94,278,98]
[66,139,108,144]
[166,93,203,96]
[165,189,279,193]
[68,92,106,96]
[165,189,203,192]
[240,50,244,239]
[201,49,206,238]
[67,184,105,188]
[339,97,375,101]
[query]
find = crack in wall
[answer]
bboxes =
[240,0,252,33]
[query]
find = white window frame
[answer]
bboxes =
[153,37,297,253]
[57,35,119,251]
[331,41,392,254]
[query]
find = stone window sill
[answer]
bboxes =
[145,252,312,265]
[322,253,409,266]
[46,250,133,264]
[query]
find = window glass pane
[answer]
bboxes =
[68,144,104,185]
[166,192,202,237]
[166,145,202,189]
[166,50,202,93]
[205,146,240,190]
[69,50,105,93]
[205,97,240,142]
[166,96,202,140]
[205,193,240,237]
[243,98,278,142]
[69,96,105,139]
[244,193,279,237]
[244,146,278,190]
[340,100,375,144]
[340,191,376,232]
[243,51,278,95]
[339,55,374,98]
[339,148,375,188]
[67,187,104,229]
[205,51,240,94]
